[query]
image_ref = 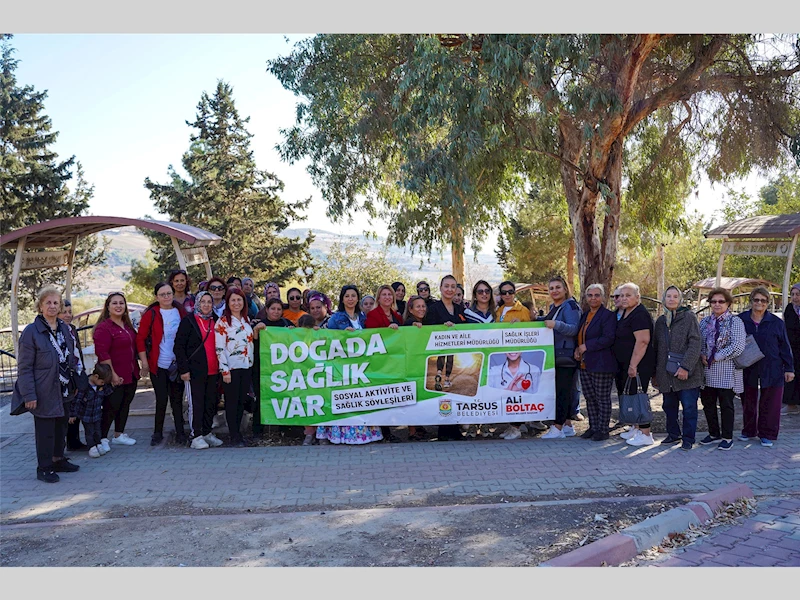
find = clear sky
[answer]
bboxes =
[9,33,774,254]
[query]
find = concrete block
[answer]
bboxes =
[540,534,638,567]
[621,506,703,552]
[692,482,754,515]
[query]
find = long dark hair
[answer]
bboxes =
[95,292,135,331]
[497,280,516,307]
[222,287,248,323]
[471,279,496,314]
[337,284,361,313]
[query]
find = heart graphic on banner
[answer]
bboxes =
[521,379,531,390]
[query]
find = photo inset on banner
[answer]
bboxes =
[487,350,545,393]
[424,353,483,396]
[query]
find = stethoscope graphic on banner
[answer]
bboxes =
[500,361,535,390]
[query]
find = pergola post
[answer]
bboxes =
[64,235,79,302]
[10,237,26,356]
[715,248,726,288]
[783,234,799,309]
[171,236,188,271]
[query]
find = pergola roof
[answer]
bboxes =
[1,216,222,249]
[706,213,800,239]
[694,276,778,291]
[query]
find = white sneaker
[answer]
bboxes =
[627,431,655,446]
[203,433,223,447]
[112,433,136,446]
[620,427,638,440]
[191,436,210,449]
[88,445,101,458]
[100,438,111,453]
[541,425,566,440]
[780,404,800,415]
[562,425,576,437]
[97,443,108,455]
[503,426,521,440]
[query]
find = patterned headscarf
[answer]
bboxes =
[193,291,215,320]
[308,291,332,314]
[264,282,280,297]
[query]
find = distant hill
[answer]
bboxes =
[76,225,504,303]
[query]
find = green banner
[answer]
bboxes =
[259,322,556,426]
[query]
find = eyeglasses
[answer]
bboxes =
[417,287,430,292]
[613,295,620,298]
[476,288,491,295]
[752,298,768,304]
[157,291,173,298]
[288,295,301,301]
[499,289,515,296]
[209,285,225,291]
[709,300,728,304]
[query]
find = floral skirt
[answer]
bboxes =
[316,425,383,445]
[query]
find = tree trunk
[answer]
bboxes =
[566,237,575,296]
[450,221,465,284]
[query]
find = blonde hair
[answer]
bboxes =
[36,285,63,313]
[375,285,398,312]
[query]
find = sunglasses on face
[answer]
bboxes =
[709,300,728,304]
[500,290,515,295]
[417,287,430,292]
[209,285,225,291]
[288,295,301,301]
[476,288,491,295]
[752,298,768,304]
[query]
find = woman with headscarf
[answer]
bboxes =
[781,283,800,416]
[242,277,262,319]
[308,291,332,329]
[652,285,703,450]
[360,294,376,316]
[263,282,282,304]
[174,291,223,449]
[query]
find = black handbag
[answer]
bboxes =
[619,376,653,424]
[167,360,179,382]
[663,324,685,376]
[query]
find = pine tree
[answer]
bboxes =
[0,35,106,311]
[143,80,314,285]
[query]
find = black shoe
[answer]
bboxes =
[580,429,597,439]
[150,432,164,446]
[681,440,693,451]
[67,441,88,451]
[661,435,682,445]
[174,433,188,445]
[387,434,403,443]
[37,468,59,483]
[52,458,80,472]
[233,438,246,448]
[699,435,721,445]
[592,431,610,441]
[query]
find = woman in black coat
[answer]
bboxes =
[174,291,223,450]
[781,284,800,415]
[11,286,81,482]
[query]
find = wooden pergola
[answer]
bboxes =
[1,216,222,354]
[706,213,800,309]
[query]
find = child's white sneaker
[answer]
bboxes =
[89,445,101,458]
[100,438,111,453]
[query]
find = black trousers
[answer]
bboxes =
[188,374,219,437]
[153,367,185,436]
[554,365,578,426]
[436,355,454,377]
[102,382,136,438]
[701,386,736,440]
[66,419,83,447]
[34,414,68,470]
[223,368,251,441]
[83,420,102,447]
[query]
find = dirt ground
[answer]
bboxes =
[0,493,687,567]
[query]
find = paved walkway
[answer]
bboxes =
[2,406,799,525]
[652,497,800,567]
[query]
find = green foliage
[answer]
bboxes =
[142,81,314,287]
[123,251,162,305]
[496,182,572,283]
[0,36,107,310]
[310,240,410,303]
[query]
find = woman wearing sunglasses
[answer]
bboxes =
[464,280,496,324]
[283,287,308,326]
[737,287,794,448]
[698,287,746,450]
[206,276,228,318]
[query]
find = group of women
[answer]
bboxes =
[13,271,798,482]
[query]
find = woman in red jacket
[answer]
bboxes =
[136,282,188,446]
[365,285,403,442]
[365,285,403,329]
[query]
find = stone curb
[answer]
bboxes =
[540,483,754,567]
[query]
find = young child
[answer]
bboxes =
[70,363,114,458]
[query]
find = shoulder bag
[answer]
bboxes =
[663,322,686,376]
[733,334,765,369]
[549,302,578,368]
